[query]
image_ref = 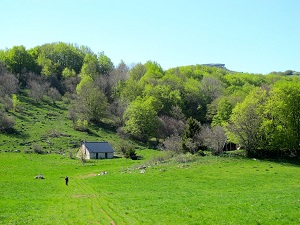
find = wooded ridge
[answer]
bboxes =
[1,42,300,158]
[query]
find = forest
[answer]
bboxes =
[0,42,300,158]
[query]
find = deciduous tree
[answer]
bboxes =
[226,88,267,156]
[123,96,158,141]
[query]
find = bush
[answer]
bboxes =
[74,119,89,131]
[33,144,44,154]
[125,148,138,160]
[119,140,130,154]
[197,150,206,156]
[0,111,15,132]
[173,153,198,164]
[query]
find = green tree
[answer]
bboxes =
[182,78,205,122]
[98,52,114,75]
[34,42,85,76]
[212,98,233,126]
[123,96,158,141]
[182,117,201,153]
[37,52,58,76]
[262,80,300,155]
[76,83,108,123]
[79,53,99,78]
[226,88,267,156]
[128,63,147,81]
[140,61,164,83]
[62,67,76,79]
[201,76,225,103]
[4,46,37,74]
[143,84,182,115]
[116,78,144,102]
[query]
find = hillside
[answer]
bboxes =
[0,92,127,155]
[1,42,300,159]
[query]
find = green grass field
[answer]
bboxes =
[1,151,299,225]
[1,95,300,224]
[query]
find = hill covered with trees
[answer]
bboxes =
[0,42,300,158]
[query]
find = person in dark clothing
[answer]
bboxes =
[65,176,69,186]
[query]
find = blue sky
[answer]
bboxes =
[1,0,299,74]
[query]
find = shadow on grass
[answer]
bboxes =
[265,158,300,167]
[86,129,100,137]
[2,128,30,139]
[91,121,117,133]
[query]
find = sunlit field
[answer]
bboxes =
[0,151,299,225]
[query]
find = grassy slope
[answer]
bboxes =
[1,93,126,154]
[1,152,300,225]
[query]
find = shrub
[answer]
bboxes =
[119,142,130,154]
[33,144,44,154]
[125,148,138,160]
[173,153,197,164]
[0,111,15,132]
[74,119,89,131]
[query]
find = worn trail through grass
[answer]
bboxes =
[72,177,116,224]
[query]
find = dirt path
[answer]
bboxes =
[73,177,117,224]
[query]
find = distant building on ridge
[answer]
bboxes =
[201,63,226,69]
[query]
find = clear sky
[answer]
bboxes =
[1,0,299,74]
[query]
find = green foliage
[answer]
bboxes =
[3,45,37,74]
[124,148,138,160]
[74,82,108,123]
[80,53,99,78]
[123,96,158,140]
[12,94,20,112]
[212,98,233,126]
[98,52,114,75]
[37,52,58,76]
[76,75,93,94]
[141,61,164,80]
[115,78,144,102]
[226,78,300,157]
[62,67,76,78]
[226,88,267,155]
[143,84,182,115]
[2,42,300,159]
[34,42,85,76]
[127,63,146,80]
[182,117,201,153]
[74,118,89,131]
[262,80,300,154]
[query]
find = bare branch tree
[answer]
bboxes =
[0,73,19,97]
[28,79,50,102]
[161,134,182,154]
[199,125,227,155]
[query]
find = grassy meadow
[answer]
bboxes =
[0,151,300,225]
[1,94,300,224]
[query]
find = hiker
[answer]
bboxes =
[65,176,69,186]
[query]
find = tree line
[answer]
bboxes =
[0,42,299,158]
